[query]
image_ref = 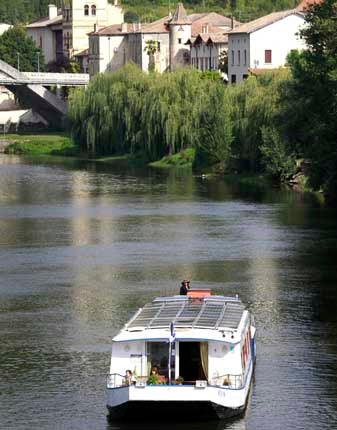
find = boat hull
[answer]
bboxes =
[107,400,245,420]
[107,356,254,421]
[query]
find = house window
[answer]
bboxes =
[238,50,240,66]
[91,5,96,16]
[243,74,248,80]
[231,74,236,84]
[39,36,43,49]
[157,41,161,52]
[265,49,272,64]
[244,49,247,66]
[84,5,89,16]
[178,38,182,44]
[231,50,234,66]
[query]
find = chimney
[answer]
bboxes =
[93,23,97,32]
[138,22,142,31]
[48,4,58,20]
[121,22,128,33]
[202,23,209,33]
[132,23,136,32]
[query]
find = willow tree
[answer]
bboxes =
[68,65,233,161]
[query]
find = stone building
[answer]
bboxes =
[26,1,123,68]
[187,14,239,73]
[88,3,234,76]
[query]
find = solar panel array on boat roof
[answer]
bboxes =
[125,296,245,331]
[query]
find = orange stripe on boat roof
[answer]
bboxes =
[187,288,211,298]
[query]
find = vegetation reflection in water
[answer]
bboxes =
[0,156,336,430]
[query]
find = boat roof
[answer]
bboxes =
[113,294,247,344]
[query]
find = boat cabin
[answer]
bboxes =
[108,289,254,389]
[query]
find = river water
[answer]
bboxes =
[0,155,336,430]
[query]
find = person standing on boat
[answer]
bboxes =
[180,280,190,295]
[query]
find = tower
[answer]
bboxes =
[62,0,123,58]
[169,3,191,70]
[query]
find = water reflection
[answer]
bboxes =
[0,155,337,430]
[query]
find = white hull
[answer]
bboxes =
[107,355,255,419]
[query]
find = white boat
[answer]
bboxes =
[106,287,256,420]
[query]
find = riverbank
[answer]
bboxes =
[3,132,318,202]
[3,133,76,156]
[149,148,195,169]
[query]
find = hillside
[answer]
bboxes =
[0,0,300,25]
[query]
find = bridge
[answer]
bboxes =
[0,71,89,86]
[0,59,90,128]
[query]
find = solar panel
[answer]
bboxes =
[125,296,244,331]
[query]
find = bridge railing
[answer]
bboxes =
[24,72,89,85]
[0,59,89,86]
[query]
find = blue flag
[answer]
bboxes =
[170,321,175,342]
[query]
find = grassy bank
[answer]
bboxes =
[4,133,77,156]
[149,148,195,168]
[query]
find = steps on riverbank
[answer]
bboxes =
[0,138,9,152]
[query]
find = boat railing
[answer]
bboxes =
[107,372,243,389]
[106,373,126,388]
[210,373,243,389]
[107,373,149,388]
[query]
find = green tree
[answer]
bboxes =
[0,26,45,72]
[144,40,158,72]
[260,126,296,181]
[194,85,233,171]
[218,49,228,75]
[284,0,337,203]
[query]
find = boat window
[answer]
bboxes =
[146,341,173,377]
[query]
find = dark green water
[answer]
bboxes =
[0,155,337,430]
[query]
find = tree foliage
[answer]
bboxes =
[144,40,158,72]
[0,26,45,72]
[68,64,295,177]
[0,0,62,24]
[282,0,337,202]
[68,65,234,163]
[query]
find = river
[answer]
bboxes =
[0,154,336,430]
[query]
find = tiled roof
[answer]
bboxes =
[190,12,239,36]
[248,68,280,75]
[91,17,170,36]
[90,9,237,38]
[193,12,237,28]
[91,24,128,35]
[74,49,89,57]
[191,31,228,45]
[26,15,63,28]
[170,2,190,25]
[229,9,303,34]
[141,16,170,33]
[188,13,209,22]
[207,33,228,44]
[191,23,223,37]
